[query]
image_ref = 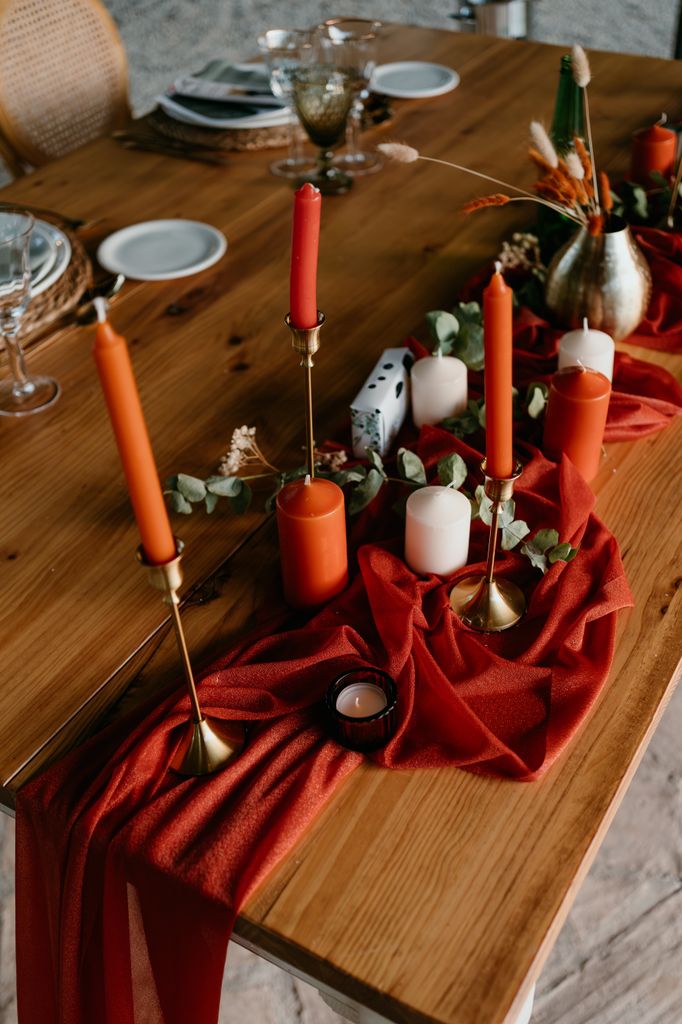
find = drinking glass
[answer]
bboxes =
[316,18,382,176]
[0,211,59,416]
[291,65,354,195]
[257,28,316,179]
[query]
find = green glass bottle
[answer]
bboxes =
[550,54,586,156]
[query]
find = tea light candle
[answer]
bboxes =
[631,117,677,187]
[335,682,388,718]
[543,366,611,483]
[410,351,467,428]
[558,317,615,382]
[326,668,398,751]
[276,475,348,608]
[405,485,471,576]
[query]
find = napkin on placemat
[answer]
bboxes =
[16,436,632,1024]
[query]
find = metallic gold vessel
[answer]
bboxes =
[545,219,651,341]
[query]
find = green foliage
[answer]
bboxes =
[349,468,385,514]
[437,452,467,490]
[441,399,485,438]
[520,527,579,573]
[426,301,485,371]
[396,447,427,485]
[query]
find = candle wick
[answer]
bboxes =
[582,316,589,333]
[93,297,108,323]
[304,473,311,486]
[657,112,667,126]
[435,348,443,360]
[494,259,502,275]
[576,358,586,371]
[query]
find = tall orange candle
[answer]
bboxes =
[483,261,513,479]
[631,119,677,186]
[290,183,321,329]
[543,366,611,483]
[92,302,176,565]
[276,476,348,608]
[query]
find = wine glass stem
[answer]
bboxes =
[3,327,33,397]
[345,100,363,159]
[287,113,302,166]
[318,148,334,178]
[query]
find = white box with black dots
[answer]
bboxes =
[350,348,413,459]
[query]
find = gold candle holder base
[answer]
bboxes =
[285,311,325,479]
[137,540,246,776]
[450,460,527,632]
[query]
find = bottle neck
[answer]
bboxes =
[550,56,586,155]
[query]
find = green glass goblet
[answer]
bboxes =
[291,65,354,195]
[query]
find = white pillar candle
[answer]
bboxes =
[335,682,388,718]
[411,351,468,428]
[558,317,615,382]
[405,485,471,576]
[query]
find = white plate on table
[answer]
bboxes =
[31,221,71,297]
[371,61,460,99]
[97,220,227,281]
[157,93,290,130]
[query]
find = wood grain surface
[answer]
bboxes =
[0,25,681,1024]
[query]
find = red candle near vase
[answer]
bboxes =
[483,262,514,479]
[277,184,348,608]
[631,118,677,186]
[543,366,611,483]
[92,300,176,565]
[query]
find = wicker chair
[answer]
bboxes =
[0,0,129,174]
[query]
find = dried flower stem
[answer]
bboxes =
[583,90,600,213]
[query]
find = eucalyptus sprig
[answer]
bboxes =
[520,528,579,574]
[426,301,485,371]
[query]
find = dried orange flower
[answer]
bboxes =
[462,193,511,213]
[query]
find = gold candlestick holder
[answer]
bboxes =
[285,311,325,478]
[449,460,527,632]
[137,539,246,776]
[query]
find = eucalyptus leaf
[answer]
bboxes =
[548,541,578,564]
[176,473,206,502]
[501,518,530,551]
[205,475,243,497]
[520,541,548,573]
[440,400,481,438]
[349,468,384,514]
[426,310,459,355]
[531,528,559,553]
[331,467,367,486]
[205,492,219,514]
[366,447,387,477]
[229,480,252,515]
[455,301,482,324]
[453,321,485,372]
[397,447,427,484]
[391,492,411,520]
[170,490,193,515]
[527,383,549,420]
[437,452,467,490]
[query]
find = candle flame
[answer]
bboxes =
[93,297,108,323]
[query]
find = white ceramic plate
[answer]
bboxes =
[97,220,227,281]
[156,93,290,130]
[31,223,71,297]
[371,61,460,99]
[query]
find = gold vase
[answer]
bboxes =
[544,218,652,341]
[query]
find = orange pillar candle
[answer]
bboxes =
[483,261,514,479]
[631,120,677,186]
[543,366,611,483]
[93,302,176,565]
[276,476,348,608]
[290,183,321,329]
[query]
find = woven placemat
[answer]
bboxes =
[147,109,289,152]
[24,221,92,339]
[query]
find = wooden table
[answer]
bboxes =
[1,25,681,1024]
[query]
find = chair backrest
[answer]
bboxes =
[0,0,129,168]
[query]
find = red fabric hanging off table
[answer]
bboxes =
[16,435,632,1024]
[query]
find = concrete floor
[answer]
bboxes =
[1,4,681,1023]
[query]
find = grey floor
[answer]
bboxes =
[1,2,681,1022]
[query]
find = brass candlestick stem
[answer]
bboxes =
[285,311,325,478]
[137,539,246,776]
[450,460,526,632]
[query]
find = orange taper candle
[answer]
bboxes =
[483,261,514,479]
[290,183,321,329]
[631,118,676,187]
[276,476,348,608]
[92,300,176,565]
[543,366,611,483]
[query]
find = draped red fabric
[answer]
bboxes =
[629,227,682,351]
[16,435,632,1024]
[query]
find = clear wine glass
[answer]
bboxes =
[316,18,383,176]
[0,211,60,417]
[291,65,354,195]
[257,28,317,179]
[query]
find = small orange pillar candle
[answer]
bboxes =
[276,476,348,608]
[631,120,677,186]
[483,262,513,479]
[93,304,176,565]
[290,183,321,329]
[543,366,611,483]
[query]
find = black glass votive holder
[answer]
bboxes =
[326,668,398,752]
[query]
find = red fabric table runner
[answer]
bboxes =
[16,433,632,1024]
